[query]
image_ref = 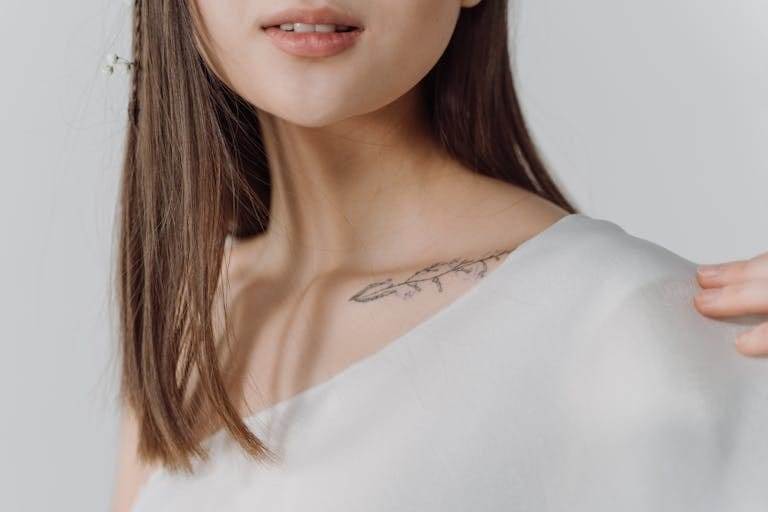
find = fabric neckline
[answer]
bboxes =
[191,212,588,448]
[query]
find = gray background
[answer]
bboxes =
[0,1,765,510]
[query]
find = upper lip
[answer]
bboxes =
[260,5,364,29]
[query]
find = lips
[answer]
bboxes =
[262,25,363,58]
[259,5,364,30]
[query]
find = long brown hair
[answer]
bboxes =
[116,0,579,474]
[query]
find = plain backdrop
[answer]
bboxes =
[0,1,765,510]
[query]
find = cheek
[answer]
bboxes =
[192,0,253,81]
[362,6,459,98]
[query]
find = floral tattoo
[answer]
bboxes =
[348,249,513,303]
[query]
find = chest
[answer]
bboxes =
[219,263,505,418]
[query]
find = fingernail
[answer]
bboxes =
[697,264,724,278]
[697,288,722,304]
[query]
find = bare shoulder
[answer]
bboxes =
[453,171,573,240]
[220,234,265,292]
[214,232,278,319]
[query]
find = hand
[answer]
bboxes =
[695,254,768,357]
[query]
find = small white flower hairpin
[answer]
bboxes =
[101,53,135,75]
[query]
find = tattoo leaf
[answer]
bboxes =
[348,249,512,303]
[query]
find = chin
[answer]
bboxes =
[257,99,363,128]
[296,115,359,128]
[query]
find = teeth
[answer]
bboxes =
[278,23,353,32]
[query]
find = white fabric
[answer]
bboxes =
[131,213,768,512]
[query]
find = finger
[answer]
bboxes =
[697,253,768,288]
[735,322,768,357]
[693,279,768,317]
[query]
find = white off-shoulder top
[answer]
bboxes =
[131,213,768,512]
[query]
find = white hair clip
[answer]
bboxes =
[102,53,135,75]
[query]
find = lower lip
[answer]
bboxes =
[263,27,363,58]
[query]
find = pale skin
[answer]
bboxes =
[695,255,768,356]
[110,0,768,510]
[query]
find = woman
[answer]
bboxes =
[111,1,768,511]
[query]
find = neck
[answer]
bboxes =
[252,85,474,278]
